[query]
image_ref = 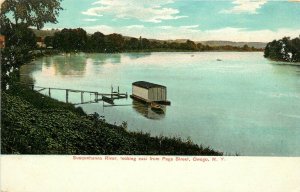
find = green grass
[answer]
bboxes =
[1,85,222,155]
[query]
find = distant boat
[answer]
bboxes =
[191,55,194,57]
[217,59,222,61]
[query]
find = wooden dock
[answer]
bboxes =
[25,83,128,105]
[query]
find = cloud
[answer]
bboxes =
[82,24,300,42]
[221,0,268,14]
[180,25,199,29]
[82,8,103,17]
[82,0,186,23]
[83,18,98,22]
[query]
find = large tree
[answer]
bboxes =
[1,0,63,90]
[1,18,37,89]
[264,36,300,62]
[1,0,63,30]
[105,33,125,53]
[87,32,106,52]
[52,28,88,52]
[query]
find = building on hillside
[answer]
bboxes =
[131,81,170,105]
[0,35,5,49]
[36,37,46,48]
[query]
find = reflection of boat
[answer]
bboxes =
[132,100,165,120]
[150,102,164,113]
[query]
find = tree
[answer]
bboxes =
[51,28,88,52]
[1,0,63,30]
[197,43,204,51]
[105,33,125,53]
[44,36,53,48]
[141,38,151,49]
[124,38,139,50]
[264,36,300,62]
[242,44,250,51]
[87,31,105,52]
[70,28,87,51]
[179,40,197,50]
[290,37,300,61]
[0,0,63,90]
[1,18,37,89]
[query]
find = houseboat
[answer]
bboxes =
[130,81,171,105]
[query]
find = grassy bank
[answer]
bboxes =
[1,85,222,155]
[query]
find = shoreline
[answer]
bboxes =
[33,48,264,58]
[1,84,223,155]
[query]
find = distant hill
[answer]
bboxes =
[166,39,266,49]
[200,41,267,49]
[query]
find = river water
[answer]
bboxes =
[20,52,300,156]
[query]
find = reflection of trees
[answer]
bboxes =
[132,100,166,120]
[52,54,87,76]
[20,60,42,85]
[87,53,122,65]
[125,52,152,60]
[20,72,35,85]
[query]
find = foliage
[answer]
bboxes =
[125,37,140,50]
[52,28,88,52]
[44,36,53,47]
[1,0,63,29]
[0,0,62,90]
[1,18,37,89]
[264,36,300,62]
[87,31,105,52]
[1,85,222,155]
[105,33,125,53]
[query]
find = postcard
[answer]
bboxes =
[1,0,300,191]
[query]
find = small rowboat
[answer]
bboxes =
[150,102,164,112]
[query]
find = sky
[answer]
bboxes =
[20,0,300,42]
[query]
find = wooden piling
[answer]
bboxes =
[66,89,69,103]
[94,92,97,102]
[111,86,113,99]
[49,88,51,97]
[95,92,98,102]
[81,92,84,103]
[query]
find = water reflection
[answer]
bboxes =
[125,52,152,60]
[20,73,35,85]
[51,54,87,76]
[86,53,122,65]
[132,100,166,120]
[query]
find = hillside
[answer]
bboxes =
[200,41,267,49]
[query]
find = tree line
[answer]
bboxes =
[44,28,262,53]
[264,36,300,62]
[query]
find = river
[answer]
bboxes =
[20,52,300,156]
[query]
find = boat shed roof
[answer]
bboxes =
[132,81,166,89]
